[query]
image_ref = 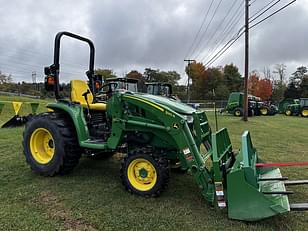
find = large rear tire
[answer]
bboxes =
[120,147,169,197]
[22,113,82,176]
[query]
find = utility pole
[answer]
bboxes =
[184,59,195,103]
[32,71,37,91]
[243,0,250,121]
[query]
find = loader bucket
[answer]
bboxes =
[226,131,290,221]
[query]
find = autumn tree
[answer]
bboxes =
[95,68,116,80]
[248,72,259,96]
[248,72,273,100]
[126,70,144,91]
[185,62,206,100]
[258,79,272,100]
[126,70,143,80]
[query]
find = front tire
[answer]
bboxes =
[22,113,82,176]
[120,148,169,197]
[285,109,292,116]
[234,108,243,117]
[260,107,269,116]
[300,107,308,117]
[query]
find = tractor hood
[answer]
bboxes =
[133,93,196,115]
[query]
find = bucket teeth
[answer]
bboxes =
[262,191,294,195]
[258,177,288,181]
[290,203,308,211]
[284,180,308,186]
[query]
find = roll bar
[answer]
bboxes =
[45,31,96,99]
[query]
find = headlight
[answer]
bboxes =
[183,115,194,123]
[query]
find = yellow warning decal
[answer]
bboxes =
[12,102,23,115]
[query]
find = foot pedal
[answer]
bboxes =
[290,203,308,211]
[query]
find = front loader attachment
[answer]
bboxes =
[210,129,308,221]
[225,131,289,221]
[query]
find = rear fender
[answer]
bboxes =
[47,101,90,143]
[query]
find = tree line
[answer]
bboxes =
[0,63,308,102]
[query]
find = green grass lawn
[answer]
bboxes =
[0,97,307,230]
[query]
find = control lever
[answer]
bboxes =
[82,89,91,119]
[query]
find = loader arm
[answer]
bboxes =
[107,91,308,221]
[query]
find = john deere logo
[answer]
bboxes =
[173,123,179,129]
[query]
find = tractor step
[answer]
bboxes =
[290,203,308,211]
[258,177,288,181]
[262,191,294,195]
[86,139,106,144]
[284,180,308,186]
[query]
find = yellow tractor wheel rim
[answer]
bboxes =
[260,108,268,115]
[286,110,291,116]
[302,109,308,117]
[235,111,241,116]
[127,158,157,191]
[30,128,55,164]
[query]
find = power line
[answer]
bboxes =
[204,0,296,67]
[250,0,276,19]
[195,0,240,60]
[206,29,244,67]
[184,0,215,59]
[189,0,224,59]
[249,0,281,23]
[250,0,297,29]
[201,1,244,63]
[202,13,244,64]
[250,0,257,5]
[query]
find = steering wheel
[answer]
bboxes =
[96,82,118,100]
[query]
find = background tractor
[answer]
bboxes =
[22,32,308,221]
[222,92,277,116]
[285,98,308,117]
[146,82,172,97]
[222,92,256,116]
[278,98,299,114]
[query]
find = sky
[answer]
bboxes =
[0,0,306,84]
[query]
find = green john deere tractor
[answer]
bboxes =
[222,92,255,116]
[22,32,308,221]
[285,98,308,117]
[223,92,277,116]
[278,98,299,114]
